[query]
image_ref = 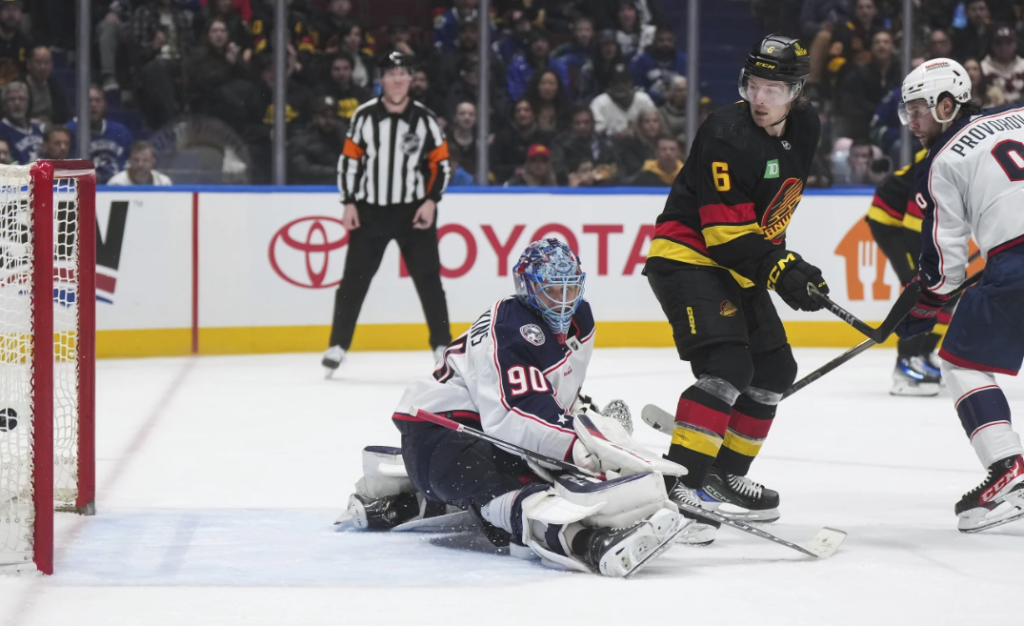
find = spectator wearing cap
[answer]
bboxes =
[552,15,596,94]
[184,17,251,121]
[836,30,899,139]
[38,124,71,160]
[130,0,197,129]
[491,98,555,183]
[981,25,1024,104]
[658,75,687,144]
[288,95,345,185]
[25,45,69,125]
[434,0,494,55]
[108,140,173,185]
[589,63,656,136]
[506,30,570,102]
[629,24,685,104]
[0,81,41,164]
[0,0,30,86]
[614,0,656,58]
[577,29,626,102]
[953,0,992,62]
[504,144,558,187]
[550,105,617,180]
[315,53,372,122]
[630,136,682,186]
[66,85,134,184]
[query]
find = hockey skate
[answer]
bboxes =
[667,479,719,546]
[579,509,691,578]
[322,345,346,378]
[955,455,1024,533]
[700,467,781,523]
[890,356,940,396]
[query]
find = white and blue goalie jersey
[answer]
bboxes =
[915,105,1024,294]
[393,297,595,463]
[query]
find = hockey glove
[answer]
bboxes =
[758,249,829,312]
[894,276,950,339]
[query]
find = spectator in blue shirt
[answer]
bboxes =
[552,15,596,95]
[66,85,134,184]
[629,25,685,104]
[506,30,570,102]
[0,82,43,164]
[435,0,494,54]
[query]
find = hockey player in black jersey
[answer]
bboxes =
[644,35,828,530]
[865,150,957,395]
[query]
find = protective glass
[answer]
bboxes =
[898,100,931,125]
[739,70,801,107]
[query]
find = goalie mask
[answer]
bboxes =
[513,239,586,337]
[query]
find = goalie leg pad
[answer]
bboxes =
[354,446,415,498]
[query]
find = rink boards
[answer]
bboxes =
[92,187,986,358]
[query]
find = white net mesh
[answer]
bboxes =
[0,166,83,570]
[0,166,35,567]
[53,177,80,510]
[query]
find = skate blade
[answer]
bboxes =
[714,508,781,524]
[959,492,1024,534]
[334,509,354,526]
[324,367,336,380]
[622,516,692,579]
[392,510,476,533]
[801,527,847,558]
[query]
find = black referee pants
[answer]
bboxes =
[329,202,452,351]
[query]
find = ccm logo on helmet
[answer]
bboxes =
[755,61,777,70]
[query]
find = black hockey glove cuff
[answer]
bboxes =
[758,249,829,312]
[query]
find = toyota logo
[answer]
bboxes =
[268,216,348,288]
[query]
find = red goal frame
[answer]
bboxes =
[29,160,96,575]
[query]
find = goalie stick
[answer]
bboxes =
[412,408,846,559]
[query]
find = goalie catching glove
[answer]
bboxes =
[758,248,829,312]
[571,411,687,478]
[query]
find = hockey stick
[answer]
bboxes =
[808,279,922,343]
[643,271,987,433]
[413,408,846,559]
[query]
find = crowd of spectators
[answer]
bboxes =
[4,0,1024,187]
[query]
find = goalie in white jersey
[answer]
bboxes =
[337,239,701,577]
[895,58,1024,532]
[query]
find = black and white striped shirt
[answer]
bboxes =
[337,98,451,207]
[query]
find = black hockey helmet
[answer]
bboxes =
[744,34,810,84]
[379,51,413,73]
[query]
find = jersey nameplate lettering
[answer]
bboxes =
[469,309,492,346]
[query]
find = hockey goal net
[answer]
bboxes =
[0,161,95,575]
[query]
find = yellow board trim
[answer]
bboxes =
[866,206,905,228]
[671,426,723,457]
[723,431,764,457]
[95,320,902,358]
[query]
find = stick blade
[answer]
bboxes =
[640,404,675,434]
[802,527,847,559]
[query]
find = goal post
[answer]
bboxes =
[1,160,96,575]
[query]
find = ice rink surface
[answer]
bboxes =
[1,347,1021,626]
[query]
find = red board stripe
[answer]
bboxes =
[698,202,757,226]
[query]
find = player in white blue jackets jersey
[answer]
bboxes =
[336,240,697,577]
[896,58,1024,532]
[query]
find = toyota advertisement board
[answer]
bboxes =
[94,188,982,357]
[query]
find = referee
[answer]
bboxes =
[323,51,453,374]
